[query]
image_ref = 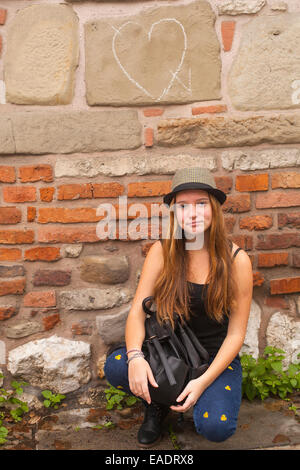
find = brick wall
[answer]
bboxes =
[0,0,299,392]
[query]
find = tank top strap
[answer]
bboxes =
[233,247,242,258]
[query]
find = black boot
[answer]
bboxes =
[137,401,169,448]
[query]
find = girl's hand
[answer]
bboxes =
[128,357,158,404]
[170,378,206,413]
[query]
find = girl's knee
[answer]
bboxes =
[103,348,127,389]
[195,414,237,443]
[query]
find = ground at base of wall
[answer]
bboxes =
[0,395,299,451]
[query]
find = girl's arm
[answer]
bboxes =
[171,249,253,412]
[125,240,164,404]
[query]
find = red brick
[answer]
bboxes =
[257,252,289,268]
[278,212,300,229]
[92,182,124,198]
[224,215,236,233]
[71,321,92,336]
[270,277,300,294]
[256,191,300,209]
[231,235,253,251]
[40,187,55,202]
[264,296,289,309]
[192,104,227,115]
[3,186,36,203]
[0,278,26,296]
[23,291,56,308]
[0,207,22,224]
[214,175,232,194]
[0,166,16,183]
[24,246,61,262]
[0,306,18,321]
[43,313,60,331]
[19,165,53,183]
[27,207,36,222]
[292,252,300,268]
[0,230,34,244]
[38,226,102,244]
[239,215,273,231]
[0,248,22,261]
[253,271,264,287]
[0,9,7,25]
[143,108,164,117]
[57,184,93,200]
[38,207,100,224]
[236,174,269,192]
[272,172,300,189]
[128,181,171,197]
[144,127,154,147]
[221,21,236,51]
[223,194,251,213]
[256,233,300,250]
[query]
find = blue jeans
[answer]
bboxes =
[104,347,242,443]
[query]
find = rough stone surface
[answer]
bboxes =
[7,335,91,393]
[266,312,300,366]
[59,287,132,311]
[85,0,221,105]
[0,341,5,364]
[0,110,141,155]
[96,304,131,345]
[157,114,300,148]
[228,14,300,111]
[5,321,42,339]
[80,255,129,284]
[240,299,261,359]
[217,0,266,15]
[4,4,79,105]
[63,244,83,258]
[55,153,217,178]
[221,148,300,171]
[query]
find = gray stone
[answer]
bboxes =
[63,244,83,258]
[4,4,79,105]
[80,255,129,284]
[0,341,6,364]
[221,148,300,171]
[228,14,300,110]
[0,368,3,387]
[85,1,221,106]
[55,153,217,178]
[217,0,266,15]
[5,321,42,339]
[157,114,300,148]
[0,110,141,155]
[0,115,15,154]
[266,312,300,366]
[96,304,131,345]
[59,287,133,311]
[7,335,91,393]
[240,299,261,359]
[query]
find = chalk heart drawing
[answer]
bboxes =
[112,18,191,102]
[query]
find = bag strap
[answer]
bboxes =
[183,323,210,362]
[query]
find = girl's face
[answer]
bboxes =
[174,189,212,238]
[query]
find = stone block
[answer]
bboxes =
[85,0,221,105]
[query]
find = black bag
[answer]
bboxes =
[141,296,210,407]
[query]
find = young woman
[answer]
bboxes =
[104,167,253,448]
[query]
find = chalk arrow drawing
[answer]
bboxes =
[112,18,191,101]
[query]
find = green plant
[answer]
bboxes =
[104,384,139,410]
[92,421,115,430]
[241,346,300,401]
[0,374,29,445]
[41,390,66,409]
[168,423,181,450]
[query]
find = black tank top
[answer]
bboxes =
[159,239,242,357]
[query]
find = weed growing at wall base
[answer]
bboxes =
[241,346,300,402]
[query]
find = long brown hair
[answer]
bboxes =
[153,193,238,328]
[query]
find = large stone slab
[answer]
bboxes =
[217,0,266,15]
[85,0,221,106]
[4,4,79,105]
[157,114,300,148]
[0,110,141,155]
[266,312,300,366]
[7,335,91,393]
[59,287,133,311]
[228,14,300,111]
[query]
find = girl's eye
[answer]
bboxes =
[178,202,205,208]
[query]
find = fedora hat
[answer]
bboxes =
[163,167,227,206]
